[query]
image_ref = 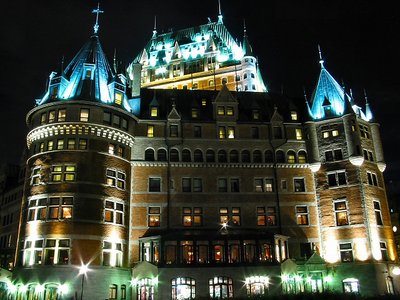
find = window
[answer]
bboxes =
[22,239,44,266]
[363,149,374,161]
[287,151,296,163]
[44,239,70,265]
[170,125,178,137]
[106,169,126,189]
[78,139,88,150]
[273,126,283,139]
[149,178,161,192]
[255,178,274,192]
[242,150,250,163]
[325,149,343,161]
[340,243,353,262]
[191,108,199,118]
[230,178,240,192]
[229,150,239,163]
[245,276,269,296]
[109,285,117,300]
[276,150,285,163]
[251,127,259,139]
[281,179,287,191]
[183,207,202,227]
[150,107,158,117]
[328,171,347,187]
[291,111,298,120]
[148,207,160,227]
[219,207,240,226]
[252,110,260,120]
[218,178,227,192]
[374,201,383,225]
[57,139,64,150]
[170,149,179,162]
[27,198,47,221]
[226,107,234,116]
[80,108,89,122]
[48,197,73,220]
[172,278,195,300]
[47,140,54,151]
[217,106,225,116]
[367,171,378,186]
[157,149,167,161]
[294,178,305,192]
[48,110,56,123]
[322,129,339,138]
[136,278,155,300]
[193,150,203,162]
[103,240,122,267]
[40,112,47,124]
[218,126,226,139]
[334,200,349,226]
[300,242,313,258]
[253,150,262,163]
[334,149,343,160]
[380,242,388,261]
[182,149,191,162]
[298,151,307,163]
[209,277,233,299]
[206,150,215,162]
[103,111,111,124]
[31,167,41,185]
[267,207,277,226]
[147,125,154,137]
[295,128,303,140]
[193,126,202,138]
[67,139,75,150]
[51,165,76,182]
[58,109,66,122]
[105,200,124,225]
[145,149,155,161]
[359,124,370,138]
[257,207,266,226]
[227,127,235,139]
[343,278,359,293]
[296,206,309,225]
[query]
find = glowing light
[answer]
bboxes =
[58,284,69,295]
[393,226,398,233]
[281,274,288,282]
[7,283,17,294]
[130,278,138,286]
[324,237,339,263]
[19,285,27,293]
[354,239,369,261]
[79,263,89,275]
[245,276,269,284]
[392,267,400,276]
[155,67,167,75]
[149,56,157,67]
[216,53,229,62]
[324,275,332,283]
[36,285,45,293]
[152,277,158,286]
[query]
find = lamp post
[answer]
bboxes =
[79,264,89,300]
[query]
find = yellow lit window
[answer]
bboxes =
[227,127,235,139]
[201,99,207,106]
[296,128,303,140]
[219,127,226,139]
[291,111,298,120]
[217,106,225,115]
[80,109,89,122]
[147,125,154,137]
[150,107,158,117]
[332,130,339,137]
[191,109,199,118]
[226,107,234,116]
[322,131,329,138]
[115,92,122,105]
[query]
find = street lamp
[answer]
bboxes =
[79,263,89,300]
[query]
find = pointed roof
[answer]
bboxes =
[242,21,253,57]
[168,103,181,120]
[214,83,237,103]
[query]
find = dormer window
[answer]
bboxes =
[150,107,158,117]
[226,107,234,116]
[83,64,95,80]
[192,83,198,90]
[217,106,225,116]
[227,127,235,139]
[252,110,260,120]
[191,109,199,119]
[201,99,207,106]
[291,111,298,121]
[115,92,123,105]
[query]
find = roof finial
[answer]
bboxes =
[318,44,324,68]
[243,19,247,36]
[303,87,308,102]
[113,48,117,73]
[92,3,104,35]
[217,0,223,24]
[152,15,157,38]
[363,88,368,103]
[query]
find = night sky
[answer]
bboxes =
[1,1,399,200]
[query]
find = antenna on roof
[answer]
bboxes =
[303,87,308,102]
[152,15,157,38]
[317,44,324,68]
[92,3,104,35]
[217,0,223,24]
[113,48,117,73]
[363,88,368,103]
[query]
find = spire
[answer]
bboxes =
[92,3,104,35]
[364,89,373,121]
[152,16,157,38]
[217,0,223,24]
[113,48,117,73]
[318,44,324,68]
[242,19,254,57]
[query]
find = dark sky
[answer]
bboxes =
[1,0,399,198]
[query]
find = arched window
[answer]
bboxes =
[170,149,179,162]
[194,149,203,162]
[209,276,233,299]
[157,149,167,161]
[241,150,250,163]
[137,278,155,300]
[44,284,59,300]
[264,150,273,163]
[206,150,215,162]
[172,278,195,300]
[218,150,227,163]
[182,149,191,162]
[145,149,155,161]
[253,150,262,163]
[276,150,285,163]
[229,150,239,163]
[287,150,296,164]
[109,284,117,300]
[298,150,307,163]
[245,276,269,296]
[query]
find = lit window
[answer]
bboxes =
[334,200,349,226]
[246,276,269,296]
[150,107,158,117]
[332,129,339,136]
[201,99,207,106]
[219,127,226,139]
[57,139,64,150]
[226,107,234,116]
[31,167,41,185]
[105,200,124,225]
[209,277,233,299]
[51,165,76,182]
[80,108,89,122]
[322,131,329,138]
[296,206,309,225]
[191,108,199,118]
[257,207,266,226]
[374,201,383,225]
[367,171,378,186]
[149,177,161,192]
[58,109,66,122]
[47,140,54,151]
[252,110,260,120]
[109,284,117,300]
[298,151,307,163]
[359,124,370,139]
[183,207,202,227]
[172,277,195,300]
[217,106,225,116]
[287,151,296,163]
[48,110,56,123]
[343,278,359,293]
[328,171,347,187]
[148,207,160,227]
[231,207,241,226]
[294,178,305,192]
[115,92,123,105]
[44,239,70,265]
[67,139,75,150]
[254,178,274,192]
[22,239,44,266]
[295,128,303,140]
[106,169,126,189]
[78,139,88,150]
[103,240,122,267]
[136,278,155,300]
[147,125,154,137]
[48,196,73,220]
[339,243,353,262]
[40,113,47,124]
[290,111,298,120]
[267,207,276,226]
